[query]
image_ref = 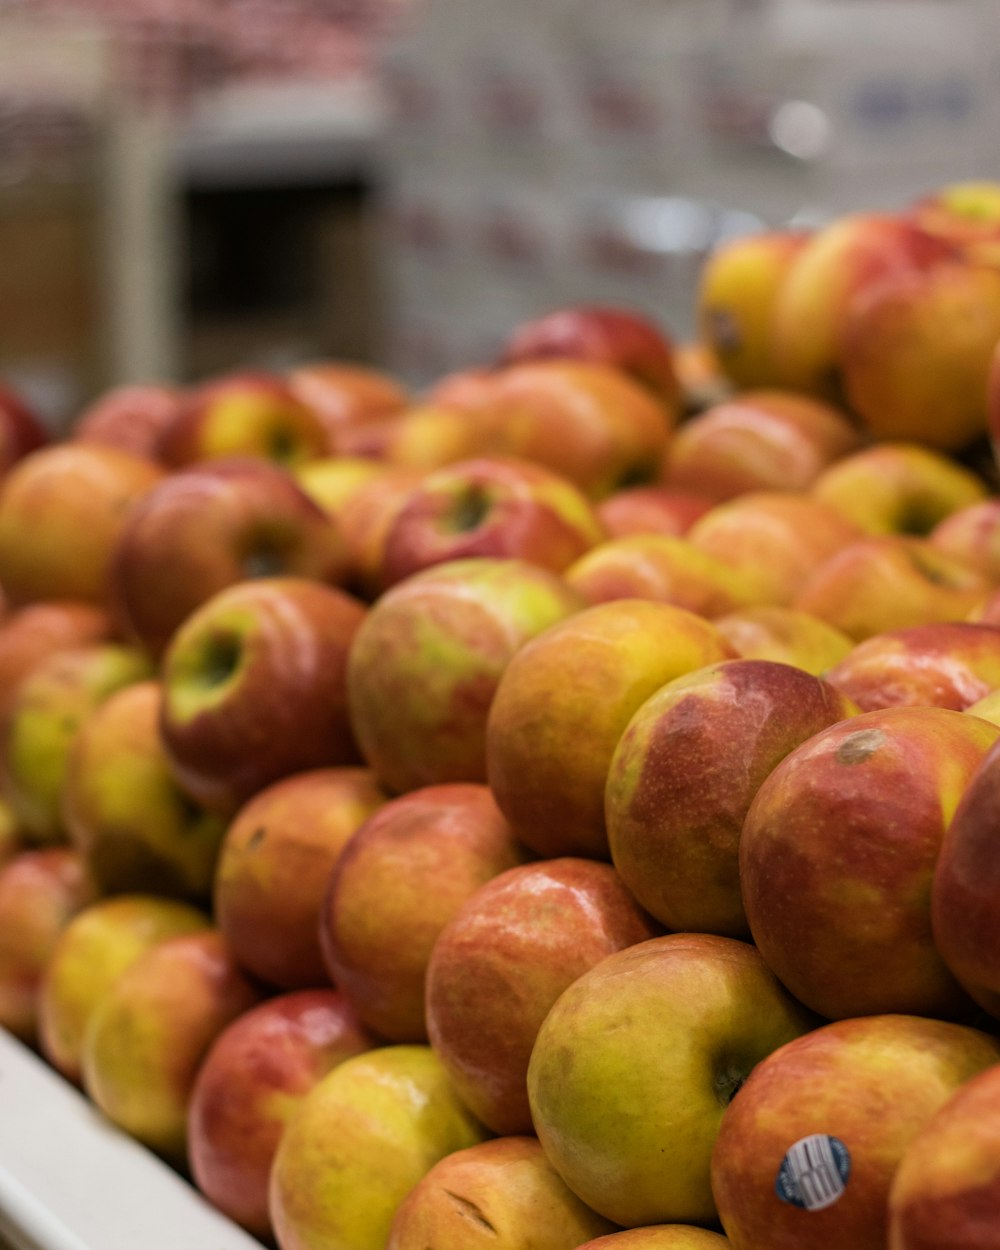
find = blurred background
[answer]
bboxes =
[0,0,996,428]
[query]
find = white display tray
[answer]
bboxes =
[0,1029,265,1250]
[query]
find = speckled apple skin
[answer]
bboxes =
[577,1226,730,1248]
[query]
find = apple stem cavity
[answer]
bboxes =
[241,544,289,580]
[196,631,243,689]
[714,1064,747,1106]
[448,485,492,532]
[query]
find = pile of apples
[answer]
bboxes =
[3,178,1000,1250]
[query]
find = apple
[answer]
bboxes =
[485,599,734,860]
[214,766,387,990]
[188,988,377,1240]
[887,1062,1000,1250]
[269,1044,488,1250]
[597,486,713,539]
[988,338,1000,464]
[712,605,854,675]
[695,229,812,390]
[740,706,1000,1021]
[424,366,499,414]
[71,383,183,462]
[370,402,494,470]
[932,733,1000,1018]
[711,1014,1000,1250]
[810,442,988,536]
[425,857,659,1136]
[673,340,733,415]
[1,642,152,843]
[386,1136,618,1250]
[526,933,816,1228]
[287,360,409,452]
[475,361,674,498]
[969,584,1000,626]
[605,658,857,937]
[320,782,530,1042]
[662,391,861,501]
[498,305,681,412]
[109,457,350,659]
[794,536,990,641]
[0,600,113,724]
[61,679,228,900]
[80,929,262,1163]
[294,454,388,520]
[576,1230,730,1249]
[156,370,330,469]
[825,622,1000,712]
[564,533,759,616]
[0,380,50,473]
[159,577,366,815]
[0,846,94,1042]
[331,465,423,599]
[0,443,163,606]
[963,687,1000,726]
[37,893,209,1084]
[0,798,22,868]
[769,213,955,400]
[909,179,1000,266]
[930,496,1000,580]
[346,557,585,795]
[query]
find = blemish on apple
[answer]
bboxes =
[836,728,886,765]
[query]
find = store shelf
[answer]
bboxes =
[0,1030,264,1250]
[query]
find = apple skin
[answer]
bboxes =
[378,456,605,592]
[1,642,152,843]
[909,179,1000,266]
[712,605,854,675]
[156,370,329,469]
[287,360,409,453]
[577,1229,730,1249]
[0,443,163,606]
[109,456,350,659]
[0,846,95,1042]
[425,857,658,1137]
[71,384,183,463]
[320,782,530,1042]
[188,988,377,1241]
[527,933,816,1229]
[269,1044,488,1250]
[597,486,713,539]
[81,929,262,1164]
[498,305,681,411]
[0,381,50,473]
[37,893,209,1084]
[0,600,113,724]
[159,577,366,816]
[696,229,812,390]
[605,659,857,936]
[369,403,495,471]
[989,339,1000,467]
[930,497,1000,580]
[61,679,228,900]
[839,260,1000,451]
[0,799,22,869]
[740,706,1000,1021]
[331,465,423,600]
[485,599,735,860]
[386,1135,618,1250]
[214,766,387,990]
[793,536,990,641]
[810,442,988,536]
[887,1062,1000,1250]
[931,734,1000,1018]
[825,622,1000,712]
[347,557,585,795]
[662,391,861,502]
[710,1015,1000,1250]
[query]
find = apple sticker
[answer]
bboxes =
[775,1134,851,1211]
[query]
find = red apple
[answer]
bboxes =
[0,380,50,474]
[287,360,409,452]
[332,465,423,599]
[159,577,366,815]
[597,485,714,539]
[930,496,1000,580]
[0,601,113,724]
[712,605,854,675]
[909,179,1000,266]
[577,1231,730,1249]
[71,383,183,462]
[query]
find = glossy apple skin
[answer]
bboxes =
[794,536,990,641]
[711,1015,1000,1250]
[425,857,659,1137]
[577,1229,730,1249]
[214,767,386,990]
[188,989,377,1240]
[156,370,329,469]
[527,934,816,1228]
[486,599,734,860]
[287,360,409,452]
[269,1045,487,1250]
[0,601,113,724]
[320,783,530,1042]
[597,486,713,539]
[378,456,605,592]
[386,1135,618,1250]
[71,384,183,462]
[930,497,1000,580]
[160,577,366,815]
[81,929,262,1164]
[1,642,152,843]
[663,391,861,502]
[0,847,94,1042]
[0,382,50,473]
[347,557,585,795]
[741,706,1000,1021]
[37,893,209,1084]
[0,443,163,606]
[712,605,853,675]
[61,680,227,900]
[826,622,1000,712]
[110,457,349,659]
[932,735,1000,1018]
[499,305,681,410]
[696,230,811,390]
[887,1063,1000,1250]
[606,659,857,936]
